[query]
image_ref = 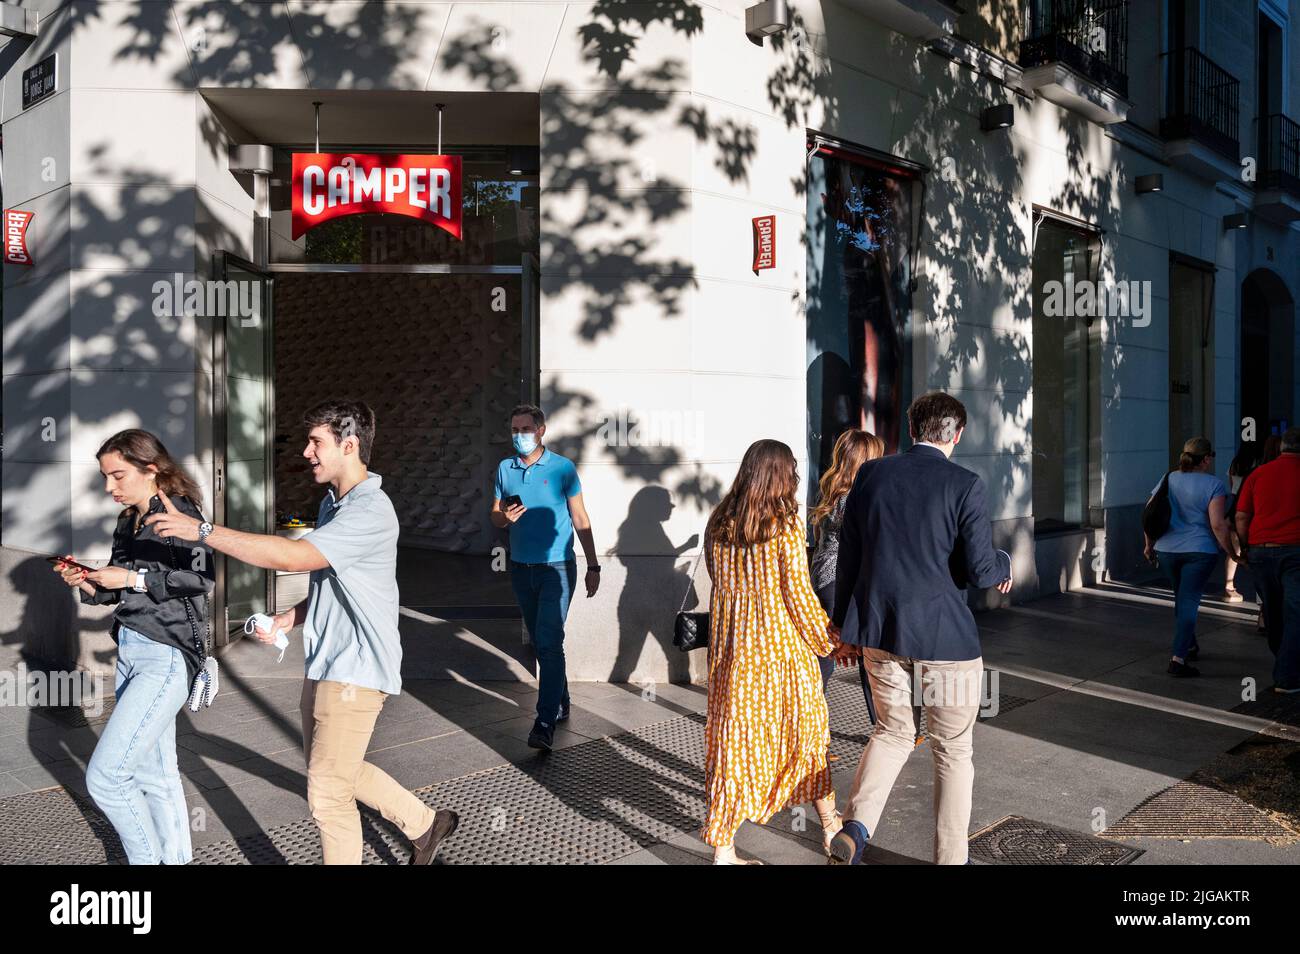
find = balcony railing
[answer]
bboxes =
[1260,113,1300,196]
[1019,0,1129,98]
[1160,47,1240,161]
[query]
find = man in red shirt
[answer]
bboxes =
[1235,426,1300,693]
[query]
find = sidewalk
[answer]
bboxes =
[1,584,1297,865]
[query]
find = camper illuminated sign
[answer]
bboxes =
[291,153,463,240]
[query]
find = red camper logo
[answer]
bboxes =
[752,214,775,272]
[291,153,463,240]
[4,209,35,266]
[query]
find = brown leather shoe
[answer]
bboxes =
[409,809,459,865]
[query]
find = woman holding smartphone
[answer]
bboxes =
[53,429,215,864]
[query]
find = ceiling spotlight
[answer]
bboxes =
[1223,212,1249,231]
[507,146,539,177]
[1135,173,1163,194]
[980,104,1014,132]
[745,0,789,46]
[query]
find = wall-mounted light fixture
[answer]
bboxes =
[1135,173,1163,194]
[745,0,789,46]
[1223,212,1249,231]
[0,4,39,38]
[980,104,1014,132]
[228,145,274,175]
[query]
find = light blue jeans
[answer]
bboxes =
[86,626,193,864]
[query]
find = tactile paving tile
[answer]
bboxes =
[1102,780,1298,841]
[1,674,882,865]
[0,789,125,865]
[191,675,882,865]
[979,693,1036,720]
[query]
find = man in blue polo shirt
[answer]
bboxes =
[491,403,601,751]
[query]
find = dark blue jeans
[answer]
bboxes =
[1160,550,1218,659]
[511,560,577,725]
[1249,546,1300,689]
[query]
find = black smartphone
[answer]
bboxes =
[47,555,95,573]
[501,494,523,510]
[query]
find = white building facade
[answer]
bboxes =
[2,0,1297,684]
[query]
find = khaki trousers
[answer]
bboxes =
[845,648,983,865]
[301,678,435,865]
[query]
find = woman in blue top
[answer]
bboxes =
[1143,437,1241,677]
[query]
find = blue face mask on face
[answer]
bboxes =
[512,432,538,456]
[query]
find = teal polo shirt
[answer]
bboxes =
[301,473,404,695]
[493,448,582,563]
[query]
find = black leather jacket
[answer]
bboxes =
[79,494,216,682]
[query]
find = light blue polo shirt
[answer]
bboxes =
[301,473,403,695]
[493,448,582,563]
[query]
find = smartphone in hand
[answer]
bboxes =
[47,556,95,573]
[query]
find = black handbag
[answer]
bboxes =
[673,548,709,652]
[1142,471,1173,542]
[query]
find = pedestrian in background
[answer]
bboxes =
[1144,437,1240,677]
[1234,427,1300,694]
[1253,434,1283,631]
[701,440,842,864]
[490,404,601,752]
[810,428,884,689]
[1222,441,1257,603]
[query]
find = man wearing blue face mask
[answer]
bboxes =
[490,404,601,750]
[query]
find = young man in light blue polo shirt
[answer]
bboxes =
[149,399,458,864]
[490,404,601,751]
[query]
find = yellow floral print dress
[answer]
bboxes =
[702,517,835,847]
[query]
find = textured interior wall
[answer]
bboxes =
[271,272,520,555]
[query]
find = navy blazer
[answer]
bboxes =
[831,444,1011,661]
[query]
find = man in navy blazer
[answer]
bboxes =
[827,391,1011,866]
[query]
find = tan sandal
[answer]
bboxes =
[821,811,844,855]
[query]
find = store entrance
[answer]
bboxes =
[268,266,537,660]
[271,268,528,546]
[205,89,542,674]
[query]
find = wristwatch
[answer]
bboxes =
[198,521,214,540]
[588,565,601,573]
[132,569,148,592]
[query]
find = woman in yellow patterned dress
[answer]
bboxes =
[701,439,842,864]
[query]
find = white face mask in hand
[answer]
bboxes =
[244,613,290,663]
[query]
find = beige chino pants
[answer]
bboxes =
[301,678,435,865]
[845,648,983,865]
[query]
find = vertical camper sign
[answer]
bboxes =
[291,153,463,240]
[4,210,35,266]
[752,214,775,272]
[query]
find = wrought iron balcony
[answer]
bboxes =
[1160,47,1239,161]
[1019,0,1129,98]
[1260,113,1300,197]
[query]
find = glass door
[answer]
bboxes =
[213,251,275,642]
[1168,256,1214,467]
[805,141,916,514]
